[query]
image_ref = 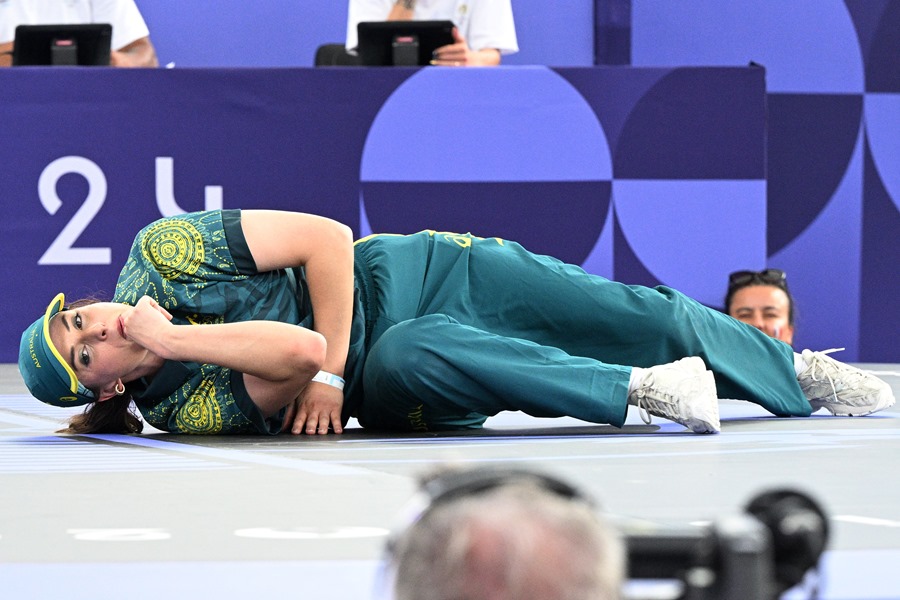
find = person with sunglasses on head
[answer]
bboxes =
[725,269,795,345]
[17,210,896,438]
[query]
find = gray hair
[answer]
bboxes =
[391,479,625,600]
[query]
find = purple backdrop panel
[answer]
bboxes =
[617,0,900,360]
[361,182,611,265]
[847,0,900,93]
[0,67,764,363]
[559,67,766,180]
[860,125,900,363]
[359,67,612,182]
[612,68,766,180]
[766,94,863,255]
[769,133,864,357]
[612,181,766,306]
[555,68,668,164]
[0,68,410,362]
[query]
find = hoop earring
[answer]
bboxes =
[115,382,126,396]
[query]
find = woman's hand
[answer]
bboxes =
[108,37,159,67]
[281,384,345,435]
[120,295,173,353]
[431,28,501,67]
[122,291,328,419]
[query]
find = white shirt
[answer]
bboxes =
[346,0,518,54]
[0,0,150,49]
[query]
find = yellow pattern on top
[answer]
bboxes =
[141,219,205,280]
[175,378,223,434]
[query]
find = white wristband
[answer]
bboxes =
[311,370,345,391]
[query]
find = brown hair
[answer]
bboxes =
[58,393,144,434]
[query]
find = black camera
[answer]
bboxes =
[622,489,829,600]
[388,467,829,600]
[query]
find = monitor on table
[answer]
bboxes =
[13,24,112,66]
[357,20,454,66]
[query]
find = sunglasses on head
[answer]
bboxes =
[728,268,787,289]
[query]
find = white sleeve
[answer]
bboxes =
[346,0,394,51]
[465,0,518,54]
[0,3,17,44]
[90,0,151,50]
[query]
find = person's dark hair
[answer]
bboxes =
[59,393,144,434]
[724,268,795,326]
[53,296,145,435]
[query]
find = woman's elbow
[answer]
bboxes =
[332,221,354,250]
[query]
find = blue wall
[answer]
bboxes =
[0,67,764,364]
[135,1,596,67]
[7,0,896,361]
[621,0,900,361]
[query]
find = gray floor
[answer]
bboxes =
[1,363,898,600]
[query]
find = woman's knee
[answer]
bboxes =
[365,315,455,389]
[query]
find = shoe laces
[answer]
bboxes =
[638,398,653,425]
[804,347,847,403]
[632,389,673,425]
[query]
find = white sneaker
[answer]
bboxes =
[798,349,896,416]
[628,357,721,434]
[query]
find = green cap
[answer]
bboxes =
[18,293,96,407]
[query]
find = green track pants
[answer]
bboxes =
[347,231,810,432]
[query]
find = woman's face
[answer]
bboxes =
[728,285,794,345]
[48,302,151,397]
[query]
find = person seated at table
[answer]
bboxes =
[725,268,795,345]
[346,0,518,66]
[0,0,158,67]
